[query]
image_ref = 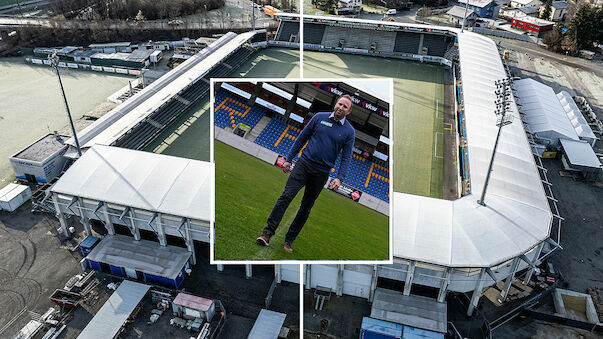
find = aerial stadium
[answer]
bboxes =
[20,9,562,337]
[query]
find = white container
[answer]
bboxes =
[0,183,32,212]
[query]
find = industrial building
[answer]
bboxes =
[9,132,69,184]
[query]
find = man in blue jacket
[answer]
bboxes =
[257,95,356,253]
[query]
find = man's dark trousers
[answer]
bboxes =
[263,160,330,244]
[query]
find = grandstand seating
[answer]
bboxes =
[115,44,256,150]
[320,26,396,52]
[330,153,389,202]
[303,23,326,45]
[254,117,303,157]
[393,31,421,54]
[214,89,267,129]
[275,21,299,42]
[422,34,447,57]
[252,116,390,202]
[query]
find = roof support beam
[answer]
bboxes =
[305,265,312,289]
[369,265,378,302]
[403,261,416,296]
[154,213,167,246]
[524,242,545,284]
[500,257,520,301]
[437,267,452,302]
[467,269,487,316]
[52,193,69,237]
[182,218,196,265]
[76,197,91,237]
[336,264,344,297]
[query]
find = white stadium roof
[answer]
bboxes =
[52,145,213,222]
[556,91,597,146]
[393,32,551,267]
[513,78,579,145]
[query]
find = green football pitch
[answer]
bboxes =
[303,51,445,198]
[214,141,389,260]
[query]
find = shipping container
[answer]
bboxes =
[360,317,403,339]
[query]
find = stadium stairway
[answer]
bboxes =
[254,117,303,156]
[247,116,271,142]
[214,89,267,130]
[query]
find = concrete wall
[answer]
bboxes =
[215,127,278,165]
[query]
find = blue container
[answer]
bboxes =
[360,317,403,339]
[88,260,101,271]
[79,236,100,257]
[109,265,124,277]
[402,326,444,339]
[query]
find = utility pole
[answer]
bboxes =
[477,78,513,207]
[48,50,82,157]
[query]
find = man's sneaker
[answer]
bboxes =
[283,242,293,253]
[256,235,270,246]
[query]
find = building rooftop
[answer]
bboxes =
[86,234,191,279]
[447,5,476,17]
[458,0,494,8]
[11,133,68,162]
[89,42,132,48]
[90,49,154,62]
[552,1,568,8]
[513,15,554,25]
[511,0,542,5]
[173,293,214,312]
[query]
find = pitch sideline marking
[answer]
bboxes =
[434,132,443,159]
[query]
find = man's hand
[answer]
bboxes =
[282,162,292,173]
[330,178,342,190]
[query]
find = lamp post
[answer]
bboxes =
[461,0,469,32]
[48,50,82,157]
[477,78,513,207]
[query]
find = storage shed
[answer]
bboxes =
[560,139,602,181]
[0,183,32,212]
[9,133,69,184]
[172,292,215,322]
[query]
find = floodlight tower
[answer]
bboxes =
[477,78,513,206]
[49,50,82,157]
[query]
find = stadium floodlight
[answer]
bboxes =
[477,78,513,207]
[48,50,82,157]
[461,0,469,32]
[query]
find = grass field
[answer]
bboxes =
[214,141,389,260]
[303,51,445,198]
[144,48,299,157]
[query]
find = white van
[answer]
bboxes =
[386,9,397,15]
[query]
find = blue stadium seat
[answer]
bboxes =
[213,89,267,129]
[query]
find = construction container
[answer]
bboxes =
[78,236,100,256]
[360,317,403,339]
[0,183,32,212]
[402,326,445,339]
